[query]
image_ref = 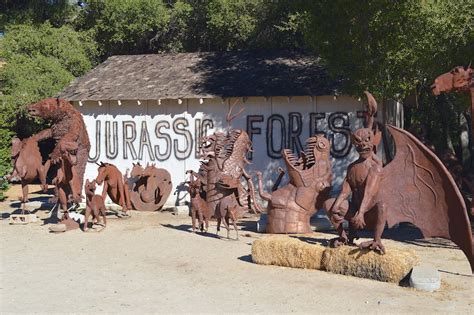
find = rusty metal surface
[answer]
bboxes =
[126,163,172,212]
[8,136,50,207]
[186,104,261,239]
[256,135,332,234]
[327,92,474,272]
[84,179,107,232]
[95,162,132,213]
[26,98,90,217]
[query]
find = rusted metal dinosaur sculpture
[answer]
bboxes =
[255,134,333,234]
[431,65,473,141]
[84,179,107,232]
[95,162,131,214]
[327,91,474,272]
[8,136,50,207]
[126,162,172,211]
[27,98,90,209]
[187,101,262,238]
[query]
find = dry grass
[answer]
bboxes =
[252,235,419,283]
[252,235,325,270]
[322,246,419,283]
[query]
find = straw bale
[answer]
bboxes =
[321,245,419,283]
[252,235,325,270]
[251,235,419,283]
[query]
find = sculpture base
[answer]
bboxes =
[9,214,37,225]
[252,235,419,283]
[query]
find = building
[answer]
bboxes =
[59,51,402,207]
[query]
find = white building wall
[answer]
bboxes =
[74,95,385,207]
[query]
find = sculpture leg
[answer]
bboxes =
[358,203,386,254]
[57,186,68,216]
[84,206,91,232]
[39,160,51,192]
[198,210,204,232]
[20,179,29,204]
[191,207,197,232]
[204,213,209,232]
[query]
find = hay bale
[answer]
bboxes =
[322,246,419,283]
[251,235,419,283]
[252,235,326,270]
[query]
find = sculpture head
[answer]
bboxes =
[27,98,71,120]
[351,128,374,159]
[312,134,330,160]
[130,162,144,178]
[143,163,157,177]
[84,179,97,195]
[431,66,473,95]
[96,162,112,184]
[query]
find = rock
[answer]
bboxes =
[49,224,67,233]
[409,265,441,292]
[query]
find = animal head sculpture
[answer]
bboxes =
[95,162,113,184]
[351,128,375,159]
[431,66,473,95]
[84,179,97,196]
[130,162,144,178]
[27,98,73,120]
[283,134,331,188]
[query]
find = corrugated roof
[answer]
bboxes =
[58,51,342,101]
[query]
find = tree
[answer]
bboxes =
[75,0,182,57]
[301,0,474,167]
[0,22,98,176]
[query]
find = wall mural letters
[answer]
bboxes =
[88,113,366,163]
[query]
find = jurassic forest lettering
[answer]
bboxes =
[88,112,366,162]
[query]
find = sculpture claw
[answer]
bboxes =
[330,236,348,248]
[358,240,385,254]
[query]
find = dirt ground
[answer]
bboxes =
[0,185,472,314]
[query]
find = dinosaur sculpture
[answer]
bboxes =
[95,162,131,214]
[84,179,107,232]
[431,66,473,142]
[255,134,333,234]
[8,136,50,207]
[27,97,90,206]
[187,101,262,238]
[126,162,172,211]
[327,91,474,272]
[185,170,211,232]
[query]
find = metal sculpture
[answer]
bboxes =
[431,66,473,140]
[185,170,211,232]
[27,97,90,211]
[8,136,50,206]
[84,179,107,232]
[327,92,474,272]
[126,162,172,211]
[187,102,262,239]
[255,134,333,234]
[95,162,131,214]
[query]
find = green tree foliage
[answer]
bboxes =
[302,0,474,163]
[0,22,98,177]
[75,0,193,57]
[0,0,79,29]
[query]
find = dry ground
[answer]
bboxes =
[0,185,472,314]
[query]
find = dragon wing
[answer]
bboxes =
[379,125,473,272]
